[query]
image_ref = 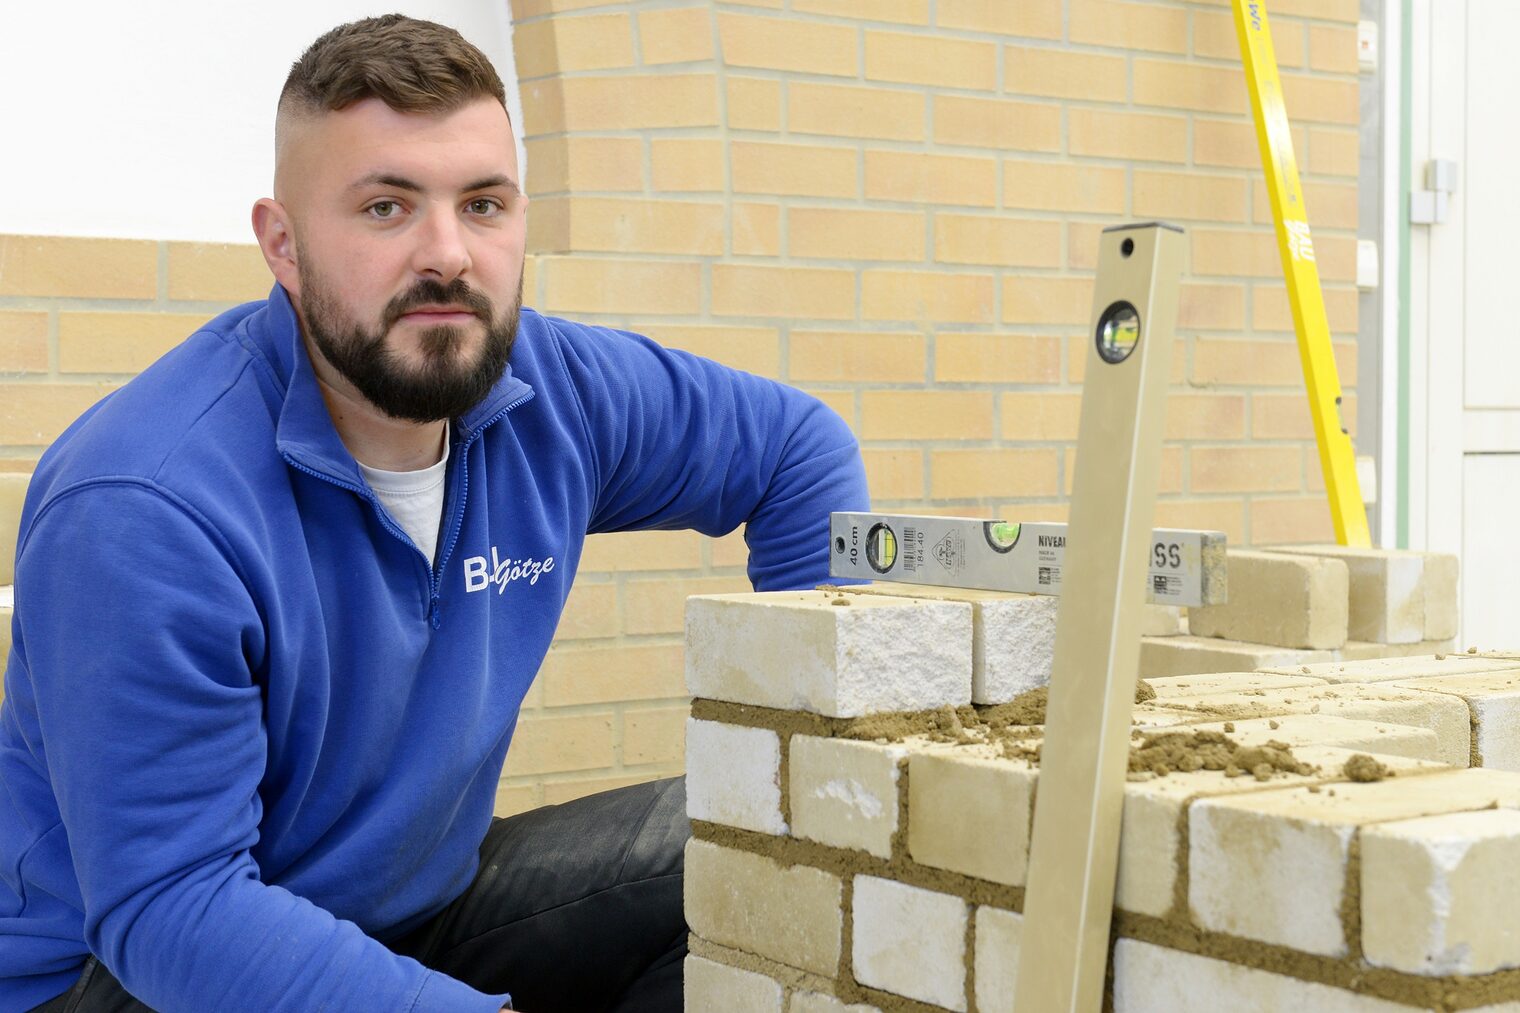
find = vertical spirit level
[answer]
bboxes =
[1233,0,1372,547]
[1011,223,1185,1013]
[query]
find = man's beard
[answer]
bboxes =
[296,259,521,423]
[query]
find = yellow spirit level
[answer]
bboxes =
[1233,0,1372,547]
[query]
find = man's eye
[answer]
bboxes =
[367,201,400,219]
[468,198,502,216]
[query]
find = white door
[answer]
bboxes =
[1411,0,1520,647]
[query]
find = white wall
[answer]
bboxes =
[0,1,523,244]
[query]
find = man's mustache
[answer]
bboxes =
[383,280,494,327]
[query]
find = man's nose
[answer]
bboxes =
[411,207,472,283]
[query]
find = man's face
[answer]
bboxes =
[273,96,527,422]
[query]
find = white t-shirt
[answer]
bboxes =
[356,430,449,568]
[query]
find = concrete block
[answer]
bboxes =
[851,875,967,1011]
[1183,714,1445,763]
[1333,638,1457,662]
[684,838,842,976]
[1262,655,1520,685]
[789,993,881,1013]
[684,955,784,1013]
[686,719,786,834]
[973,906,1023,1013]
[1140,635,1333,679]
[837,582,1057,703]
[1362,808,1520,975]
[1189,769,1520,956]
[1188,550,1349,649]
[1424,552,1460,640]
[686,591,972,717]
[1145,672,1329,698]
[1160,685,1473,767]
[908,748,1035,885]
[1112,938,1415,1012]
[1268,544,1426,644]
[1140,604,1186,637]
[790,735,907,859]
[1387,672,1520,770]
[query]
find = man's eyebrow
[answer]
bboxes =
[462,174,521,195]
[346,172,521,195]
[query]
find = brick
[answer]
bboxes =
[0,473,27,585]
[512,13,633,78]
[1005,46,1127,102]
[713,265,855,320]
[863,270,995,324]
[790,735,907,858]
[1190,550,1347,649]
[934,216,1061,268]
[1003,277,1093,325]
[865,31,996,90]
[1134,58,1248,115]
[718,13,856,76]
[1335,639,1459,663]
[1112,938,1415,1012]
[687,719,785,834]
[1146,672,1331,698]
[1163,395,1246,441]
[909,749,1033,885]
[650,139,725,192]
[933,96,1060,152]
[805,389,855,424]
[860,390,994,440]
[684,838,842,975]
[1422,553,1459,641]
[1190,769,1520,956]
[0,383,117,447]
[509,0,628,18]
[792,0,929,23]
[1282,74,1359,126]
[1190,229,1278,278]
[865,150,997,207]
[1252,392,1353,439]
[789,208,925,263]
[1134,170,1248,224]
[1252,179,1358,231]
[541,258,701,315]
[1363,808,1520,975]
[580,529,702,573]
[540,643,684,707]
[533,197,725,255]
[1190,445,1301,494]
[523,75,717,133]
[937,334,1060,384]
[625,575,749,636]
[1193,117,1266,170]
[973,906,1023,1013]
[733,203,782,257]
[493,782,538,817]
[1002,161,1125,215]
[1253,284,1359,335]
[938,0,1060,39]
[1141,635,1333,679]
[1070,109,1188,163]
[789,994,881,1013]
[1154,499,1246,546]
[1266,546,1439,645]
[524,137,642,194]
[789,331,926,383]
[685,591,971,717]
[684,955,783,1013]
[1072,0,1186,53]
[540,773,662,806]
[623,706,686,766]
[1195,337,1355,386]
[727,77,782,130]
[1309,128,1361,178]
[505,712,614,776]
[930,448,1060,500]
[1142,606,1186,636]
[863,449,923,501]
[56,312,205,375]
[0,236,157,300]
[653,324,780,378]
[852,876,968,1010]
[734,141,857,198]
[0,312,48,373]
[790,82,924,142]
[1265,655,1520,686]
[640,7,713,65]
[1000,392,1080,441]
[1387,673,1520,770]
[1250,496,1338,546]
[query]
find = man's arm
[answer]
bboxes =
[553,321,869,588]
[15,482,508,1013]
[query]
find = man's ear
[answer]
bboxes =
[252,198,300,296]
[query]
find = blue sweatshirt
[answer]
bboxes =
[0,287,868,1012]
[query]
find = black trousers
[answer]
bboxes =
[30,777,689,1013]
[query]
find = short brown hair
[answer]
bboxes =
[280,14,507,118]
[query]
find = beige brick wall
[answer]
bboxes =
[0,0,1363,811]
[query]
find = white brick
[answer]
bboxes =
[788,993,882,1013]
[1334,638,1458,661]
[1145,672,1330,698]
[686,719,787,834]
[684,839,842,975]
[851,876,967,1011]
[1262,655,1520,685]
[973,906,1022,1013]
[908,748,1035,885]
[1189,769,1520,956]
[1424,553,1460,640]
[686,591,972,717]
[1141,604,1186,636]
[1141,635,1333,678]
[1112,938,1414,1012]
[684,955,784,1013]
[1362,808,1520,975]
[1185,713,1445,762]
[1387,672,1520,770]
[1267,544,1428,644]
[1188,550,1349,650]
[790,735,907,859]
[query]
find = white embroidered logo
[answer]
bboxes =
[463,546,556,594]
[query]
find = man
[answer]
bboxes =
[0,15,866,1012]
